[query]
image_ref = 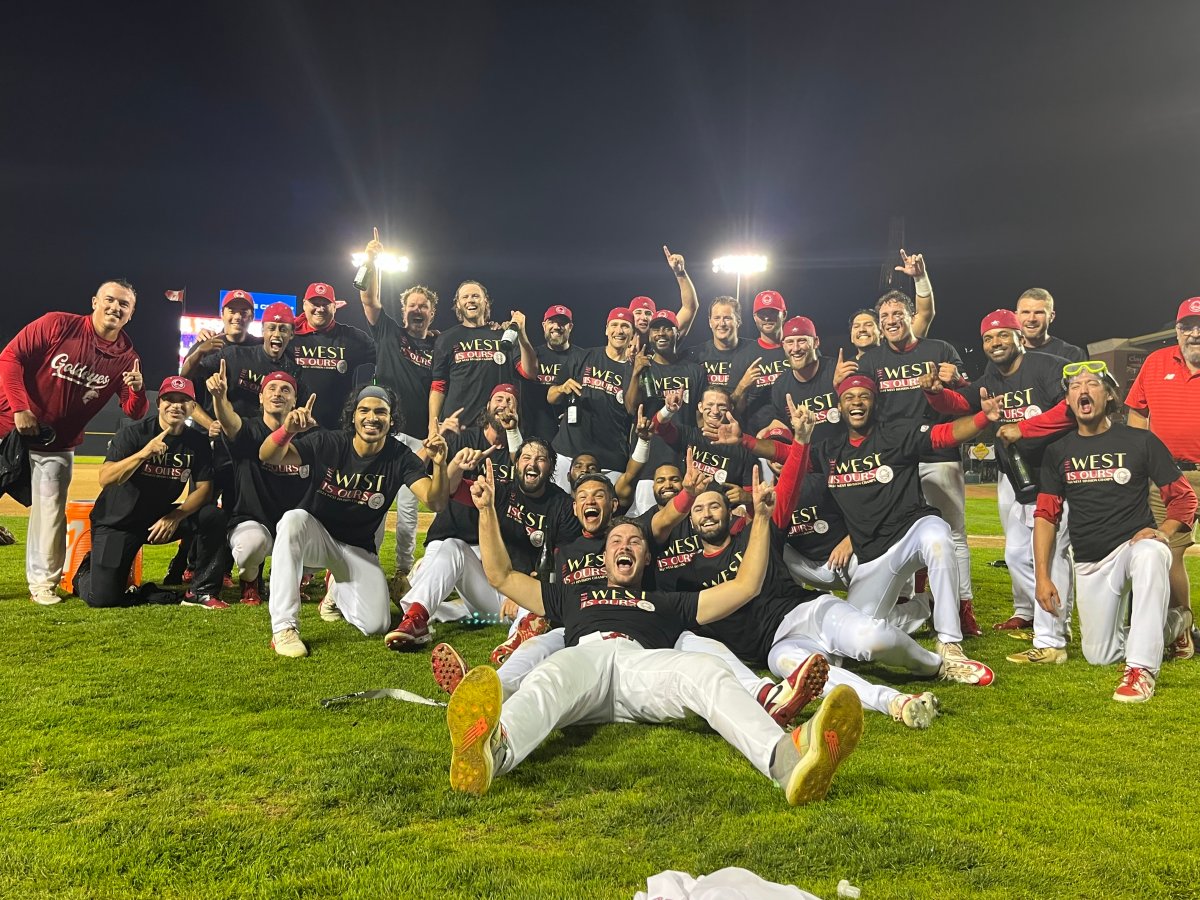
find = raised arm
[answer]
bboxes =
[358,227,383,327]
[408,430,450,513]
[695,469,774,624]
[473,460,546,614]
[259,393,316,466]
[648,446,712,543]
[615,405,653,511]
[206,359,243,439]
[897,250,935,338]
[509,310,538,381]
[664,245,698,339]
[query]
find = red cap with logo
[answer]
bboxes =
[303,282,346,309]
[754,290,787,314]
[608,307,635,325]
[783,316,816,338]
[158,375,196,401]
[836,374,879,397]
[649,309,679,328]
[980,309,1021,336]
[544,305,573,322]
[262,302,296,326]
[763,425,794,443]
[490,383,517,400]
[261,371,298,392]
[629,296,656,313]
[1176,297,1200,322]
[222,290,255,310]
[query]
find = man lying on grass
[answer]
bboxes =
[445,459,864,806]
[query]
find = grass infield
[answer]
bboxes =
[0,504,1197,900]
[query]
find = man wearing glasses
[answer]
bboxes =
[1124,298,1200,659]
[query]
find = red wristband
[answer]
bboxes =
[270,427,294,447]
[672,490,694,514]
[972,411,989,429]
[740,434,757,450]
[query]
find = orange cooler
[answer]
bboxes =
[61,499,143,594]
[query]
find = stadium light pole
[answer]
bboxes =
[350,251,411,273]
[711,254,768,303]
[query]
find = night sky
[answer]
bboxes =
[5,1,1199,381]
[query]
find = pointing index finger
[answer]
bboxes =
[373,226,379,242]
[305,393,317,411]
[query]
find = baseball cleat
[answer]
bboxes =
[271,628,309,658]
[385,603,432,651]
[784,685,863,806]
[1113,665,1155,703]
[1167,608,1194,661]
[447,666,504,796]
[490,613,551,666]
[762,654,829,727]
[432,642,469,695]
[994,615,1034,632]
[389,570,413,607]
[936,641,994,686]
[180,594,231,610]
[889,691,940,729]
[318,593,343,623]
[240,579,263,606]
[958,599,983,637]
[29,589,62,606]
[1006,646,1067,665]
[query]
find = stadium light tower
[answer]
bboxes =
[711,254,768,303]
[350,251,411,273]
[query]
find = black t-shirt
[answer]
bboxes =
[1040,423,1182,562]
[813,422,939,564]
[783,471,849,560]
[859,338,966,463]
[687,340,761,395]
[92,415,214,531]
[1030,335,1086,364]
[368,311,435,440]
[552,346,633,471]
[197,344,308,420]
[184,334,263,413]
[431,324,518,427]
[741,340,789,435]
[768,355,845,446]
[290,322,377,427]
[672,525,818,664]
[972,353,1066,504]
[555,532,608,588]
[293,429,428,554]
[540,582,701,650]
[639,357,706,422]
[524,343,585,444]
[224,417,312,534]
[649,421,757,489]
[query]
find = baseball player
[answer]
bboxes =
[1015,288,1086,363]
[738,290,789,435]
[524,304,585,443]
[686,296,765,401]
[290,281,376,430]
[625,246,700,358]
[846,250,937,361]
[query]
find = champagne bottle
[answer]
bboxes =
[530,530,554,583]
[995,440,1036,493]
[352,261,373,292]
[497,321,520,365]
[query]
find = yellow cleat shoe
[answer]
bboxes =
[1006,646,1068,665]
[447,666,504,796]
[785,684,863,806]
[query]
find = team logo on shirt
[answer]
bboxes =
[319,468,388,505]
[452,338,503,365]
[796,392,840,424]
[656,532,701,571]
[50,353,111,395]
[294,345,348,372]
[1063,452,1130,484]
[140,449,194,482]
[699,549,743,588]
[504,498,547,538]
[788,505,829,537]
[874,363,928,392]
[691,448,733,483]
[752,358,787,388]
[563,551,606,585]
[578,588,654,610]
[581,365,625,399]
[703,360,731,386]
[827,452,891,488]
[402,341,433,370]
[263,462,309,478]
[537,361,563,385]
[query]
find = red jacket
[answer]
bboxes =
[0,312,148,451]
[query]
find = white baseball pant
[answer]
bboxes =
[997,477,1074,648]
[269,510,390,636]
[1074,539,1171,673]
[229,520,272,582]
[392,432,425,573]
[403,538,504,620]
[27,449,73,595]
[919,460,972,601]
[782,544,854,592]
[497,635,783,780]
[846,515,963,644]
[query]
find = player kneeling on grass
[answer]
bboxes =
[1029,362,1196,702]
[74,377,227,609]
[259,385,449,658]
[446,460,864,806]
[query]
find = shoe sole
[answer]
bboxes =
[447,666,502,795]
[993,620,1034,631]
[489,617,551,666]
[768,654,829,726]
[386,630,432,651]
[271,639,309,658]
[432,643,468,695]
[29,595,63,606]
[786,685,863,806]
[180,599,230,610]
[904,693,939,729]
[1006,650,1067,665]
[1113,690,1153,703]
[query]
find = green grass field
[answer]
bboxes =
[1,504,1197,900]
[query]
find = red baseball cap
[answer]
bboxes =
[980,309,1021,336]
[649,309,679,328]
[490,382,517,399]
[222,290,254,310]
[783,316,816,338]
[754,290,787,314]
[303,282,346,309]
[763,425,794,443]
[544,305,573,322]
[629,296,656,313]
[608,307,635,325]
[261,371,297,392]
[262,302,296,326]
[158,375,196,401]
[1177,297,1200,322]
[836,374,878,397]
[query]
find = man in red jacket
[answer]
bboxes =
[0,280,147,605]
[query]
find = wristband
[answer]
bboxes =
[631,438,651,463]
[914,272,932,297]
[505,427,523,455]
[740,434,757,450]
[972,411,989,429]
[655,404,676,423]
[671,489,694,514]
[270,427,294,447]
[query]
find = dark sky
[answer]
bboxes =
[4,1,1199,380]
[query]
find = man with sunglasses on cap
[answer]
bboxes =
[206,363,309,605]
[1124,297,1200,659]
[525,304,584,443]
[0,279,147,606]
[1030,360,1195,701]
[74,376,226,609]
[923,311,1073,658]
[291,282,376,428]
[260,384,449,658]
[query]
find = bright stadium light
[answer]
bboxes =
[350,251,410,273]
[711,254,768,302]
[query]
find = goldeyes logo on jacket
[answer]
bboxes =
[50,353,110,403]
